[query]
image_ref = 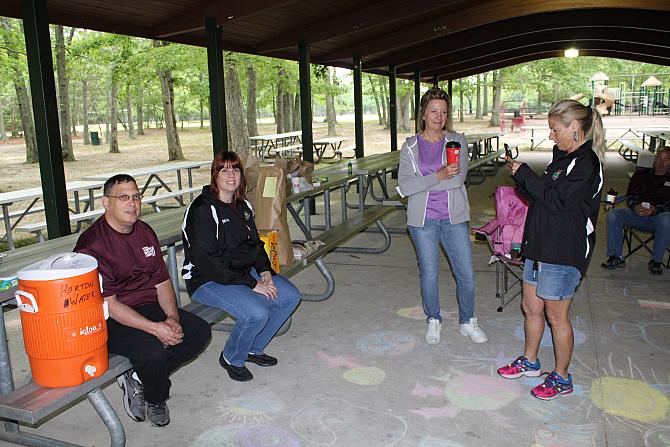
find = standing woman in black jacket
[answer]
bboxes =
[497,100,604,400]
[181,151,301,382]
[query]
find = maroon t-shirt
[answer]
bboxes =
[74,216,170,308]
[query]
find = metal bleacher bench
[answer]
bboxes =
[0,199,396,446]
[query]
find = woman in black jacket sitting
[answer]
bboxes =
[181,151,301,382]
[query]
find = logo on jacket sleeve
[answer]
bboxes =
[244,210,251,221]
[551,169,563,181]
[142,246,156,257]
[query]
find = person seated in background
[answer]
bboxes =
[181,151,301,382]
[75,174,211,427]
[601,147,670,275]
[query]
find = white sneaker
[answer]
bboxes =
[460,317,488,343]
[426,318,441,344]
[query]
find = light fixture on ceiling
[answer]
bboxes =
[564,48,579,58]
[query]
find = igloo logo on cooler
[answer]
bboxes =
[79,324,102,336]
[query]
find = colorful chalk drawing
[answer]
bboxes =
[356,331,417,355]
[316,350,386,386]
[612,321,670,355]
[644,426,670,446]
[291,398,407,446]
[409,367,522,420]
[396,306,455,320]
[639,300,670,310]
[341,366,385,386]
[217,391,284,424]
[190,424,300,447]
[533,424,596,447]
[592,377,669,423]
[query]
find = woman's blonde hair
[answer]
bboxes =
[418,87,453,132]
[548,99,605,161]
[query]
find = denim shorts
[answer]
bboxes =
[522,258,581,300]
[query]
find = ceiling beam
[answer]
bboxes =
[394,29,668,76]
[418,42,670,80]
[153,0,299,38]
[255,0,468,53]
[363,9,670,69]
[318,1,670,63]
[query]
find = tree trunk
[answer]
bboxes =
[82,80,90,144]
[154,41,184,160]
[0,102,6,141]
[55,25,75,161]
[483,72,489,116]
[70,85,77,138]
[458,79,464,123]
[488,70,504,128]
[283,91,292,133]
[126,85,135,139]
[224,57,249,154]
[136,89,145,135]
[246,66,258,137]
[381,80,389,129]
[399,91,411,132]
[109,80,119,153]
[368,76,383,125]
[536,90,542,115]
[475,74,482,119]
[325,67,337,136]
[292,84,301,131]
[1,19,38,163]
[276,67,285,134]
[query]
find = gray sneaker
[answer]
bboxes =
[147,400,170,427]
[117,370,145,422]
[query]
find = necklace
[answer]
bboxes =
[421,131,444,143]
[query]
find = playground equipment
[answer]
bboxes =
[500,99,526,132]
[590,72,614,115]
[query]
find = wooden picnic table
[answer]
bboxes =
[0,180,106,251]
[249,131,302,159]
[313,136,348,162]
[82,160,209,203]
[640,129,669,152]
[466,131,503,159]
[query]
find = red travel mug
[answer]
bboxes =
[446,141,461,164]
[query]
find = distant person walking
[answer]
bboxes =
[397,87,488,346]
[497,99,604,400]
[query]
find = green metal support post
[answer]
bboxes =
[206,17,227,155]
[298,39,314,164]
[22,0,70,244]
[353,54,364,159]
[414,71,421,133]
[389,63,398,153]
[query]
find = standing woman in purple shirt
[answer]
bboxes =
[397,87,488,345]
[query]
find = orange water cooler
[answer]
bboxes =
[16,252,108,388]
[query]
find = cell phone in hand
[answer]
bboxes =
[505,146,513,159]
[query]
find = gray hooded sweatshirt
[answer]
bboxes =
[397,132,471,227]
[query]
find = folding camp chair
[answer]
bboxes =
[473,186,528,311]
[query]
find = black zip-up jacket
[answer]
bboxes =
[181,185,273,296]
[513,142,603,276]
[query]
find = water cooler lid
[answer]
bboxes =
[17,252,98,281]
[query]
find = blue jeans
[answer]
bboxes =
[408,219,475,324]
[606,208,670,263]
[522,259,581,300]
[192,270,301,366]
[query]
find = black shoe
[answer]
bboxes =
[246,353,278,367]
[219,353,253,381]
[601,256,625,270]
[146,400,170,427]
[649,260,664,275]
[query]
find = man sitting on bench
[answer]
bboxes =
[601,147,670,275]
[74,174,211,427]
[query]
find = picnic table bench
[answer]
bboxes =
[0,189,397,445]
[618,141,644,162]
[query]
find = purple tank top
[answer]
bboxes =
[417,135,450,220]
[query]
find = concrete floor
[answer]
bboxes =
[6,150,670,447]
